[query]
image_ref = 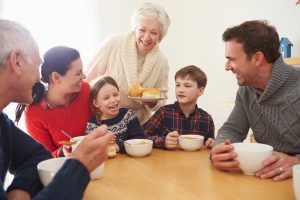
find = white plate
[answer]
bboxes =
[128,96,165,102]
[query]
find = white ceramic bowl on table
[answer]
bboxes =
[124,139,153,157]
[70,135,105,180]
[232,142,273,175]
[293,164,300,200]
[178,134,204,151]
[70,135,85,150]
[37,157,69,186]
[37,157,105,186]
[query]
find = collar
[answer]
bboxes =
[257,56,294,103]
[174,101,198,118]
[122,31,160,86]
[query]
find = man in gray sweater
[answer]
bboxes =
[211,20,300,181]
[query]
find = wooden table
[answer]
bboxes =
[84,149,294,200]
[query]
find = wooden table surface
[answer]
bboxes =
[83,149,294,200]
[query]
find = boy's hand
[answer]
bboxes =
[165,131,179,149]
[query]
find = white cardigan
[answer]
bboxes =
[87,31,169,124]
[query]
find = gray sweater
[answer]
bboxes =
[215,57,300,158]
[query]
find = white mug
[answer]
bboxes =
[293,164,300,200]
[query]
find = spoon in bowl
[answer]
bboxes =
[59,130,76,145]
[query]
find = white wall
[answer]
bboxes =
[2,0,300,134]
[91,0,300,133]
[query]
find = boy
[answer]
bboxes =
[143,65,214,149]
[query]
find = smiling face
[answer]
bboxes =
[175,77,203,105]
[135,17,161,54]
[224,40,257,87]
[93,83,121,119]
[58,58,86,93]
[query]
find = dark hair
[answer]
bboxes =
[89,76,119,121]
[222,20,281,63]
[15,46,80,123]
[175,65,207,88]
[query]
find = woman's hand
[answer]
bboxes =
[62,145,72,157]
[144,101,157,109]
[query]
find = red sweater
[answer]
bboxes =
[25,81,93,157]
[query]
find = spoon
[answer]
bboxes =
[60,130,76,145]
[61,130,72,139]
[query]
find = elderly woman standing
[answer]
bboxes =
[17,46,93,157]
[86,2,171,124]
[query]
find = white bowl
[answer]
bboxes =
[232,142,273,175]
[178,135,204,151]
[124,139,153,157]
[37,156,105,185]
[37,157,69,186]
[293,164,300,200]
[70,135,105,180]
[70,135,86,150]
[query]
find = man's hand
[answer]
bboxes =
[204,138,214,149]
[256,151,300,181]
[210,139,240,171]
[71,125,114,172]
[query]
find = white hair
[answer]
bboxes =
[131,2,171,41]
[0,19,38,67]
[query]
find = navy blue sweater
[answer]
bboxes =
[0,112,90,199]
[86,108,146,153]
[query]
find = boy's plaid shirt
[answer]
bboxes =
[143,101,215,149]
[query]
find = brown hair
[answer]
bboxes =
[222,20,281,63]
[175,65,207,88]
[89,76,119,121]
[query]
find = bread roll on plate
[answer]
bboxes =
[128,83,143,97]
[142,88,161,99]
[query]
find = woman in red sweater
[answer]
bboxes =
[17,46,93,157]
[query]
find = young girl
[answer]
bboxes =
[86,76,146,154]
